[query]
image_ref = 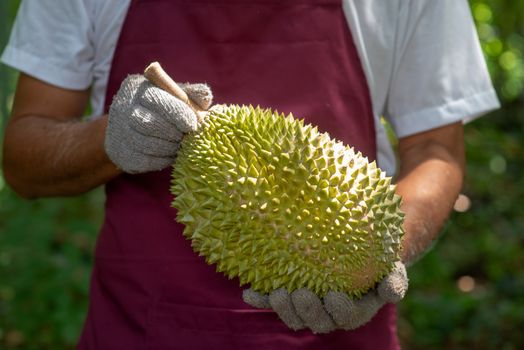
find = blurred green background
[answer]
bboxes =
[0,1,523,349]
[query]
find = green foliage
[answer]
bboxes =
[0,0,523,349]
[0,189,104,349]
[473,1,524,101]
[0,0,20,132]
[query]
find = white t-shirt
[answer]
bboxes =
[1,0,500,175]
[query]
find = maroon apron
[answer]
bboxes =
[78,0,399,348]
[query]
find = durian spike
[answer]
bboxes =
[144,61,207,121]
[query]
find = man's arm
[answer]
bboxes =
[2,73,121,198]
[3,73,214,199]
[396,121,465,265]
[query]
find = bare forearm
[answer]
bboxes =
[396,126,465,266]
[3,114,120,198]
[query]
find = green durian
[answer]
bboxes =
[171,105,404,298]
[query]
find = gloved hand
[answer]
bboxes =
[105,74,212,173]
[243,261,408,334]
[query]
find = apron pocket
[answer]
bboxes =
[145,301,297,349]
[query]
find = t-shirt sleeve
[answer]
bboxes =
[1,0,94,90]
[384,0,500,138]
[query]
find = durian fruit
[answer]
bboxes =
[171,105,404,298]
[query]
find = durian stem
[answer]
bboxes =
[144,62,206,120]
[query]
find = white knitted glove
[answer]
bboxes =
[243,261,408,334]
[105,74,212,173]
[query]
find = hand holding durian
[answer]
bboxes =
[144,62,409,334]
[243,261,407,333]
[105,72,212,173]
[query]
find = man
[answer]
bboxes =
[2,0,499,348]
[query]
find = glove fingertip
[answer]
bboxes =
[377,269,409,303]
[182,83,213,110]
[324,291,355,328]
[180,109,199,133]
[167,101,199,134]
[242,289,271,309]
[291,289,336,334]
[269,289,306,331]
